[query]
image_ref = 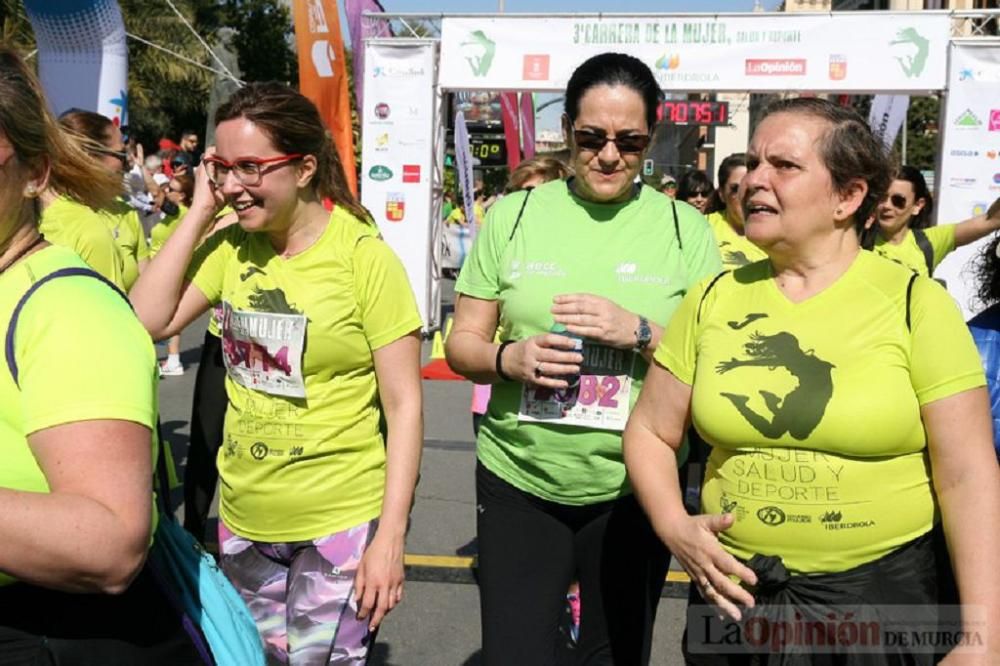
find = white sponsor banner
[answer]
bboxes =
[24,0,129,125]
[935,44,1000,319]
[868,95,909,153]
[440,13,949,92]
[361,42,436,329]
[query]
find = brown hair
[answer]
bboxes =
[214,82,370,223]
[0,48,121,219]
[760,98,890,230]
[508,156,570,192]
[171,173,195,206]
[58,109,115,154]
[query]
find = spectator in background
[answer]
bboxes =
[676,169,712,214]
[58,110,149,292]
[704,153,767,270]
[179,129,200,164]
[968,220,1000,461]
[659,173,677,199]
[864,165,1000,277]
[507,155,571,193]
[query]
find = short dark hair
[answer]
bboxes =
[972,232,1000,309]
[564,53,663,131]
[891,164,934,230]
[677,169,713,203]
[706,153,746,214]
[759,97,890,230]
[181,129,198,139]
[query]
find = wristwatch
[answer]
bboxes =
[634,316,652,351]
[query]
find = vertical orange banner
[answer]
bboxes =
[292,0,357,195]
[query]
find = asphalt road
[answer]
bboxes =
[157,300,689,665]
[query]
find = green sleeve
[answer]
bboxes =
[18,277,157,435]
[454,191,523,300]
[909,276,985,405]
[353,235,424,350]
[131,212,150,262]
[652,275,713,385]
[674,202,723,289]
[186,224,238,305]
[74,222,126,290]
[926,224,957,269]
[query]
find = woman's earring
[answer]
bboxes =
[24,184,37,198]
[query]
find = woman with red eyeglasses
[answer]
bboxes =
[866,165,1000,276]
[130,83,423,664]
[445,53,721,665]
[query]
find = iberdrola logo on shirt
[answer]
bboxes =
[715,323,835,440]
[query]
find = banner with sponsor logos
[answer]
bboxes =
[439,13,949,92]
[361,41,436,329]
[935,44,1000,318]
[24,0,129,125]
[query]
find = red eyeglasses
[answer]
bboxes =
[202,154,303,187]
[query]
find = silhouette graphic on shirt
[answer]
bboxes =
[716,331,834,440]
[728,313,768,330]
[248,287,300,315]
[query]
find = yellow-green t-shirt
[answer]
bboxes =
[654,251,984,574]
[871,225,956,277]
[99,201,150,291]
[706,211,769,270]
[186,207,422,541]
[39,196,125,289]
[149,210,183,258]
[0,246,159,585]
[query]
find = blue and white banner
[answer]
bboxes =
[454,112,477,238]
[24,0,129,126]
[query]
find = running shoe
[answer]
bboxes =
[159,362,185,377]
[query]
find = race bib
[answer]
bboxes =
[220,301,307,398]
[518,342,636,431]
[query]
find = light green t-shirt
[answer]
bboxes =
[706,211,768,270]
[186,207,423,542]
[39,196,125,290]
[456,179,722,505]
[871,225,956,276]
[655,251,985,573]
[100,200,150,291]
[0,246,159,586]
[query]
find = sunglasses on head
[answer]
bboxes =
[94,148,128,166]
[573,129,650,155]
[888,194,909,209]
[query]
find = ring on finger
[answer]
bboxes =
[534,362,543,377]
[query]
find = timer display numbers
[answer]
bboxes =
[657,101,729,126]
[469,136,507,166]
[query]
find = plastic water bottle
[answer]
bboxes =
[550,323,583,389]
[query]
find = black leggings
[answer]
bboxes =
[0,567,203,665]
[182,331,228,543]
[476,462,671,666]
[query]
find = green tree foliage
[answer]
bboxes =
[224,0,297,85]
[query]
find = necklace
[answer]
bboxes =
[0,234,44,274]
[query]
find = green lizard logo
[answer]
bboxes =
[461,30,496,77]
[890,27,929,78]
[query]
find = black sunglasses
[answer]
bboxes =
[573,129,651,155]
[94,148,128,166]
[888,194,909,209]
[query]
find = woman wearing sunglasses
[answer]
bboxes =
[130,82,423,664]
[35,110,127,289]
[867,165,1000,276]
[705,153,768,270]
[446,52,721,665]
[676,169,712,213]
